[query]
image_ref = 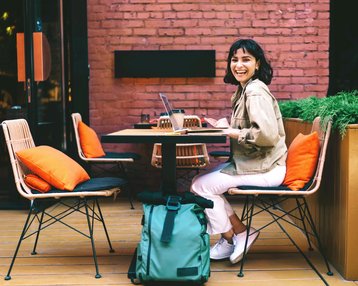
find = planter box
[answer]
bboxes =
[283,118,358,280]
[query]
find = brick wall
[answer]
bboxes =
[87,0,330,190]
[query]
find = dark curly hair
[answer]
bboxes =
[223,39,273,85]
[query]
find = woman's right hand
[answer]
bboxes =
[226,128,241,139]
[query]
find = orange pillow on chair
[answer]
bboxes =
[283,132,320,191]
[78,121,106,158]
[24,174,52,193]
[16,146,90,191]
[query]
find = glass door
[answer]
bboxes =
[0,0,66,206]
[0,1,25,123]
[25,0,65,149]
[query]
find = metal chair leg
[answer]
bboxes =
[295,198,314,251]
[240,195,249,221]
[302,198,333,276]
[125,183,135,210]
[118,162,135,209]
[4,205,34,281]
[84,199,101,279]
[31,207,45,255]
[238,195,256,278]
[95,199,115,253]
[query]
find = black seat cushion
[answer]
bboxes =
[32,177,126,194]
[102,152,141,160]
[237,178,313,192]
[238,185,291,191]
[209,150,230,157]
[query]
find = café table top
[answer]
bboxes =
[101,128,227,144]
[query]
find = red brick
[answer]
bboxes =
[225,4,252,11]
[185,28,212,36]
[203,12,216,18]
[176,11,203,19]
[239,28,266,36]
[254,19,280,28]
[304,85,328,92]
[170,19,198,27]
[277,69,304,77]
[262,28,292,35]
[279,84,304,92]
[159,28,184,36]
[172,4,200,11]
[145,4,171,11]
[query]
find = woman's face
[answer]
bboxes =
[230,48,259,86]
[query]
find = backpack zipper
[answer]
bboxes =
[146,205,154,275]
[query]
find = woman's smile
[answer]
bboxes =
[234,70,248,76]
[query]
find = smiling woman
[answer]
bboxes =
[190,39,287,264]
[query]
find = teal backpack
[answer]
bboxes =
[128,193,212,284]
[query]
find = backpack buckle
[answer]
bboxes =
[166,196,181,211]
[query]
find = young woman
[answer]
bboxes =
[190,39,287,264]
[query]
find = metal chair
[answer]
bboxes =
[227,117,333,285]
[71,113,140,209]
[2,118,126,280]
[151,115,210,190]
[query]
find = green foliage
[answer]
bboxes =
[279,90,358,137]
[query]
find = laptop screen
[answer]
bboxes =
[159,93,181,131]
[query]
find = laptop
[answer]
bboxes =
[159,93,227,133]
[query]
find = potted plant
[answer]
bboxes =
[278,90,358,280]
[279,90,358,137]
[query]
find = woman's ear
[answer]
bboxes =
[256,60,260,70]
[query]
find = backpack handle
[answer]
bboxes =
[161,196,181,243]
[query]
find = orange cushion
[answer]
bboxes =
[24,174,52,193]
[283,132,320,191]
[16,146,90,191]
[78,121,106,158]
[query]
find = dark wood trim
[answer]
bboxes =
[64,0,89,124]
[63,0,89,156]
[328,0,358,95]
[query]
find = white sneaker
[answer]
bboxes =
[230,227,260,264]
[210,237,234,260]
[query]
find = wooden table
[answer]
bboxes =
[101,129,227,194]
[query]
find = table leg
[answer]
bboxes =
[161,143,177,194]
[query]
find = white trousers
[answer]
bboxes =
[190,163,286,235]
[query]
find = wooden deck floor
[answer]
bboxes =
[0,196,356,286]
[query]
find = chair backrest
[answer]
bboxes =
[157,115,203,129]
[305,117,332,194]
[2,119,36,199]
[71,113,87,161]
[152,115,210,168]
